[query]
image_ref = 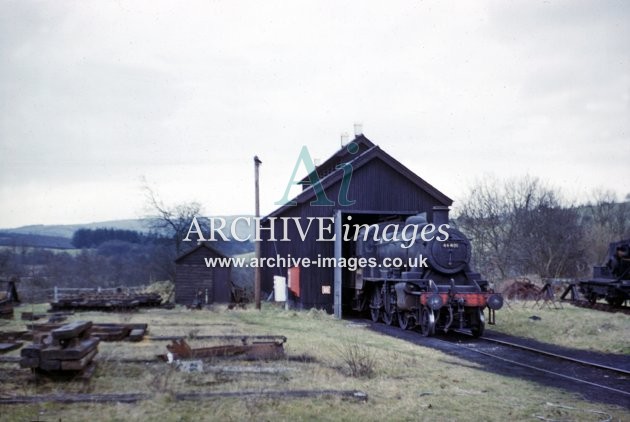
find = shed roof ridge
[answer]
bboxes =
[266,145,379,217]
[175,242,229,262]
[299,135,375,185]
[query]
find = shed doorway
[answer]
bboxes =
[333,209,419,318]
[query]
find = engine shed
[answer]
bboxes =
[260,134,453,317]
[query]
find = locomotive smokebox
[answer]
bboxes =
[432,206,450,226]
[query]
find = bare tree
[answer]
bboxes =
[583,189,630,266]
[142,180,202,256]
[455,177,515,280]
[455,175,586,282]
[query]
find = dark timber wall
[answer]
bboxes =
[175,244,232,305]
[261,136,452,312]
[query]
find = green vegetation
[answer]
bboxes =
[1,304,628,421]
[490,301,630,354]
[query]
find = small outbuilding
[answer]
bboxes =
[174,243,232,306]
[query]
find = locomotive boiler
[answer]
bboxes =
[347,209,502,337]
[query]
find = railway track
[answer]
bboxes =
[441,332,630,399]
[564,299,630,315]
[360,320,630,407]
[476,333,630,376]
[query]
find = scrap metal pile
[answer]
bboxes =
[500,278,543,301]
[20,321,99,377]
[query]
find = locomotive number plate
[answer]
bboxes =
[442,242,459,248]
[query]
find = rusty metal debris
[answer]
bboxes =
[500,278,542,301]
[20,320,99,377]
[159,337,286,361]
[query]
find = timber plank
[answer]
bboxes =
[51,321,92,340]
[40,338,99,361]
[20,343,42,359]
[0,342,22,353]
[60,348,98,370]
[19,356,39,368]
[39,359,61,371]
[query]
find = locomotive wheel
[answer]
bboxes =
[382,308,397,326]
[470,308,485,338]
[419,306,435,337]
[369,288,382,322]
[398,312,414,330]
[606,297,624,307]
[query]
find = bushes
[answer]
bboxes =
[336,343,377,378]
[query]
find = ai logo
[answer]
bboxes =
[275,143,359,207]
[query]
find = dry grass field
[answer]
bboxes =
[490,300,630,354]
[1,302,628,421]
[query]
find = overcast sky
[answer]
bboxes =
[1,0,628,228]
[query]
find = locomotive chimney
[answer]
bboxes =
[432,206,450,226]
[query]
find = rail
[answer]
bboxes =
[477,334,630,376]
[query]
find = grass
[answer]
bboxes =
[490,300,630,354]
[0,303,628,421]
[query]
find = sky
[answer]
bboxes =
[1,0,628,228]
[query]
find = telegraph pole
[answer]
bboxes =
[254,155,262,310]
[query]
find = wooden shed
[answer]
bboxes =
[174,243,232,306]
[260,134,453,317]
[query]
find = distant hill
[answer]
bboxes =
[0,232,75,249]
[0,216,255,252]
[0,219,153,239]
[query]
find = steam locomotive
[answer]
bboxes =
[346,208,503,337]
[579,239,630,307]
